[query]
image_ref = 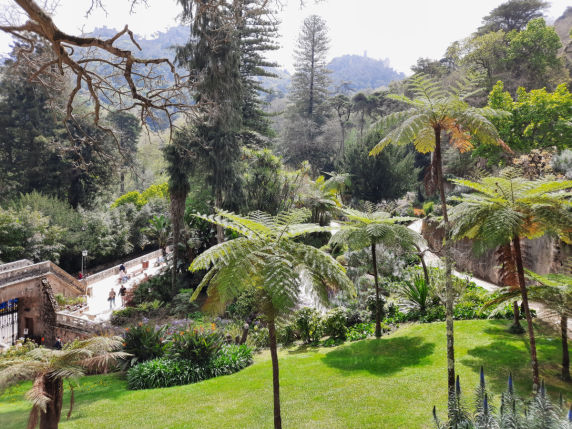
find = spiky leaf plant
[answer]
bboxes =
[449,175,572,388]
[369,73,510,406]
[329,205,423,337]
[433,372,570,429]
[189,208,355,429]
[0,336,127,429]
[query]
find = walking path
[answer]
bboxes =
[409,219,570,335]
[61,250,168,323]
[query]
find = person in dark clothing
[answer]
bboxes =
[119,285,127,306]
[54,337,62,350]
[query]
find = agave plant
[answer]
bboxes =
[0,336,128,429]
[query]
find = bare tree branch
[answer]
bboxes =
[1,0,194,139]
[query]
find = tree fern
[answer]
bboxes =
[450,175,572,387]
[330,207,423,337]
[188,208,354,429]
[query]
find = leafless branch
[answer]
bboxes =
[1,0,195,142]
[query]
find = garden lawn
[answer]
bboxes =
[1,320,570,429]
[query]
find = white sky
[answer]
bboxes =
[0,0,570,74]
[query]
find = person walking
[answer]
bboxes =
[119,284,127,307]
[108,288,116,310]
[54,336,62,350]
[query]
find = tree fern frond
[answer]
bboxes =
[190,237,255,271]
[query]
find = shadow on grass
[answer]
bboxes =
[321,336,435,376]
[286,342,323,355]
[461,322,568,396]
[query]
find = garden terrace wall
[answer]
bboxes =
[421,219,571,284]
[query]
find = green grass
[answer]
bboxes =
[1,320,570,428]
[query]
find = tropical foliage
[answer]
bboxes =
[449,174,572,387]
[330,205,422,337]
[189,208,354,429]
[0,337,127,429]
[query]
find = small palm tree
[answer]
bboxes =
[0,336,127,429]
[189,209,354,429]
[330,206,424,337]
[369,73,509,401]
[486,270,572,382]
[449,175,572,387]
[143,214,171,257]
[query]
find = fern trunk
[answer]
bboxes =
[39,376,63,429]
[512,236,540,388]
[371,241,382,338]
[510,301,524,334]
[434,127,456,412]
[170,189,187,293]
[268,318,282,429]
[561,314,570,382]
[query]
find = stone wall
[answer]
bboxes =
[421,219,571,285]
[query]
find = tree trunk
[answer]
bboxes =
[40,376,63,429]
[433,127,456,412]
[509,301,524,334]
[170,190,187,293]
[215,186,224,244]
[414,244,430,287]
[371,241,382,338]
[512,236,540,388]
[268,318,282,429]
[561,314,570,382]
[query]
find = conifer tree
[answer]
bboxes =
[282,15,331,169]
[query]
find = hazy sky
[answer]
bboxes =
[0,0,570,74]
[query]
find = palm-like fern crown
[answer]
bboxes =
[0,336,126,412]
[329,205,424,252]
[189,208,355,317]
[370,74,510,156]
[486,270,572,318]
[449,176,572,248]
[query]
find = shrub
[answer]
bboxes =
[294,307,324,344]
[127,358,209,390]
[347,322,376,341]
[345,307,371,326]
[422,201,434,216]
[122,323,167,368]
[277,323,297,346]
[323,307,348,340]
[170,289,198,317]
[226,287,258,320]
[209,344,253,377]
[132,273,173,304]
[127,344,253,390]
[166,327,223,366]
[249,324,270,349]
[365,295,386,321]
[110,300,164,326]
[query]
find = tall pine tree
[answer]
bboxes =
[282,15,331,171]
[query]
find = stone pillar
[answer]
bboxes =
[40,278,57,347]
